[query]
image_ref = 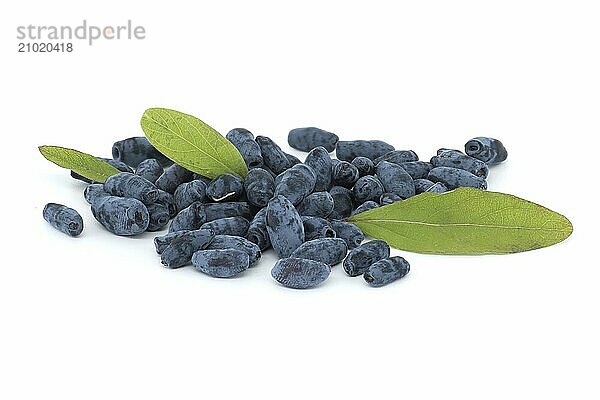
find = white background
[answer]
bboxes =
[1,1,598,399]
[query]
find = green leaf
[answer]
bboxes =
[347,188,573,255]
[140,108,248,179]
[39,145,120,183]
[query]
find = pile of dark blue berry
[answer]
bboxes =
[43,127,507,288]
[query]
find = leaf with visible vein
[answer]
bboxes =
[347,188,573,255]
[39,146,120,183]
[140,108,247,179]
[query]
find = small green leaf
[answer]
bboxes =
[347,188,573,255]
[39,145,120,183]
[140,108,248,179]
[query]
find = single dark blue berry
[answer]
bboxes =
[255,135,291,174]
[154,230,190,254]
[288,127,339,152]
[91,196,149,236]
[161,229,215,269]
[200,216,249,237]
[328,186,354,219]
[146,203,170,232]
[398,161,433,180]
[226,128,264,169]
[373,150,419,165]
[192,249,250,278]
[431,152,489,178]
[169,202,206,233]
[207,173,244,202]
[464,137,507,164]
[135,158,164,184]
[244,168,275,208]
[301,216,336,241]
[330,220,364,249]
[207,235,261,266]
[351,156,375,177]
[43,203,83,237]
[112,136,171,167]
[343,240,390,277]
[364,256,410,287]
[376,161,416,199]
[203,202,251,222]
[84,184,109,204]
[275,164,316,206]
[266,195,305,258]
[297,192,335,218]
[174,180,207,212]
[155,164,194,194]
[304,147,333,191]
[332,161,360,188]
[336,140,395,161]
[104,172,159,204]
[352,175,384,203]
[428,167,487,190]
[271,258,331,289]
[246,207,271,251]
[290,238,348,266]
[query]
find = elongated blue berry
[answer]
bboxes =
[275,164,316,206]
[376,161,415,199]
[288,127,339,152]
[431,152,489,178]
[297,191,335,218]
[91,196,149,236]
[398,161,433,180]
[352,175,384,203]
[146,203,170,232]
[266,195,305,258]
[336,140,395,161]
[154,230,190,254]
[104,172,159,204]
[290,238,347,266]
[271,258,331,289]
[373,150,419,165]
[246,207,271,250]
[174,180,206,212]
[112,136,171,167]
[161,229,215,268]
[351,156,375,177]
[192,249,250,278]
[207,235,261,266]
[332,161,359,188]
[226,128,263,168]
[328,186,353,219]
[207,173,244,202]
[155,164,194,194]
[464,137,507,164]
[84,184,109,204]
[135,158,163,184]
[343,240,390,277]
[428,166,487,190]
[255,135,291,174]
[364,256,410,287]
[244,168,275,208]
[330,220,364,249]
[43,203,83,237]
[169,202,206,233]
[301,216,336,241]
[304,147,333,191]
[155,189,177,218]
[203,202,251,222]
[200,216,249,237]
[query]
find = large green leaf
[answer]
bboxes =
[39,145,120,183]
[347,188,573,255]
[140,108,247,179]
